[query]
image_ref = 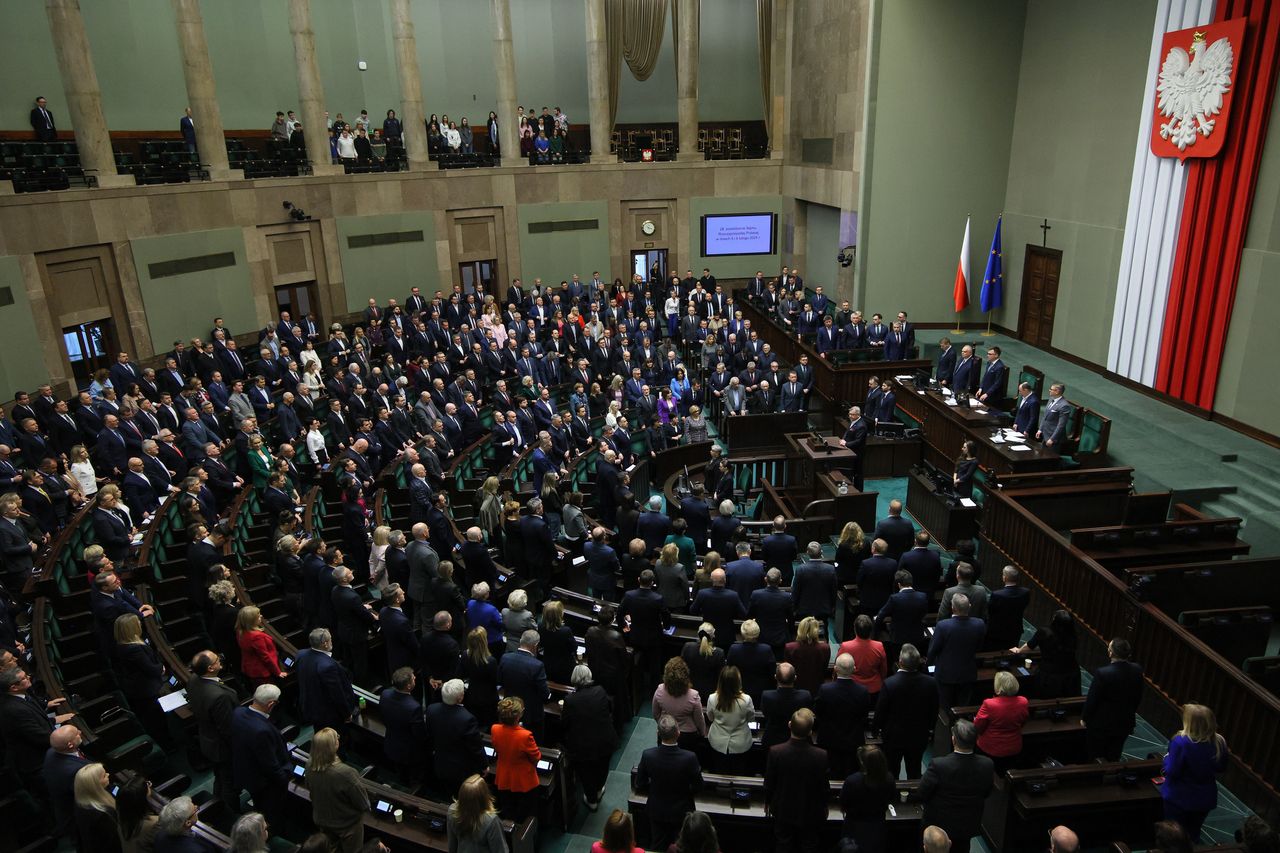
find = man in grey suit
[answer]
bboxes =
[406,522,439,632]
[724,377,747,416]
[938,563,989,621]
[1036,382,1072,448]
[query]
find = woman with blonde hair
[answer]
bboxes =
[785,616,832,695]
[653,542,689,612]
[368,525,391,591]
[74,762,122,853]
[683,405,709,444]
[694,550,722,593]
[462,626,501,727]
[477,476,503,541]
[1161,704,1228,841]
[236,605,283,687]
[247,434,274,490]
[501,589,536,653]
[540,471,563,540]
[835,521,869,585]
[112,613,172,747]
[605,400,623,430]
[539,599,576,684]
[448,774,507,853]
[304,727,369,852]
[973,670,1030,772]
[69,444,104,498]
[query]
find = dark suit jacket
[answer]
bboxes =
[919,750,994,842]
[497,649,548,730]
[0,693,54,777]
[856,555,898,615]
[419,630,461,682]
[951,357,980,394]
[876,588,930,648]
[899,547,943,596]
[423,701,485,782]
[518,514,555,575]
[979,359,1008,404]
[936,346,957,385]
[114,640,164,701]
[814,679,872,753]
[724,558,765,607]
[760,533,798,583]
[186,676,237,762]
[230,706,290,792]
[727,641,779,704]
[985,586,1030,649]
[619,587,670,648]
[332,585,376,644]
[872,515,915,560]
[295,648,354,730]
[760,686,812,748]
[93,507,132,564]
[635,510,672,555]
[765,738,830,823]
[875,669,939,748]
[678,497,711,547]
[791,560,837,620]
[378,688,425,764]
[89,588,143,652]
[690,586,746,646]
[927,616,987,687]
[380,607,418,674]
[748,587,794,649]
[1082,660,1144,736]
[42,748,89,835]
[635,744,702,823]
[1013,393,1040,435]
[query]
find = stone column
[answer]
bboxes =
[390,0,430,170]
[288,0,339,175]
[676,0,700,158]
[171,0,232,180]
[45,0,132,187]
[769,0,791,160]
[585,0,611,163]
[491,0,522,166]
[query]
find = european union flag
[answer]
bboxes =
[980,214,1003,313]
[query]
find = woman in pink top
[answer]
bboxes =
[592,809,644,853]
[651,656,708,749]
[837,615,889,698]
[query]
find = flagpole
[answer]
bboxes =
[982,314,995,336]
[952,314,965,334]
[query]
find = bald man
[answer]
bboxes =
[43,725,88,839]
[1050,825,1080,852]
[690,567,746,651]
[760,662,813,748]
[922,825,951,852]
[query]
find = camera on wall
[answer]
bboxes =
[837,246,855,268]
[282,200,312,221]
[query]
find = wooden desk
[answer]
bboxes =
[906,467,979,548]
[785,432,856,487]
[865,434,923,478]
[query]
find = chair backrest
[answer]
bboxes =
[1076,409,1110,455]
[1019,365,1045,399]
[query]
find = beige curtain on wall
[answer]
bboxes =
[606,0,668,126]
[757,0,772,137]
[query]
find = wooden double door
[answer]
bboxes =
[1018,245,1060,349]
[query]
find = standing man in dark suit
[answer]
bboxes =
[1012,381,1040,435]
[180,107,197,154]
[935,338,957,386]
[814,654,871,779]
[790,542,837,627]
[873,500,915,560]
[760,518,798,585]
[379,585,418,676]
[876,570,930,661]
[724,542,765,608]
[838,405,869,492]
[423,678,486,795]
[951,345,980,395]
[918,719,995,850]
[519,497,555,605]
[759,662,812,748]
[331,567,378,685]
[295,628,357,735]
[30,96,56,142]
[42,725,89,842]
[635,715,703,851]
[379,667,426,781]
[1082,637,1144,761]
[497,630,548,742]
[0,667,73,807]
[765,708,829,853]
[875,644,938,780]
[230,684,291,832]
[749,569,794,659]
[619,570,671,688]
[978,346,1008,406]
[186,650,241,813]
[985,566,1030,650]
[856,538,898,617]
[678,484,711,551]
[898,532,943,598]
[927,594,987,710]
[689,568,746,651]
[1036,382,1072,448]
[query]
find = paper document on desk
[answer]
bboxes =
[159,691,188,712]
[968,398,982,408]
[895,375,914,382]
[1009,444,1032,452]
[990,434,1005,444]
[960,498,977,507]
[944,398,958,407]
[1006,431,1026,441]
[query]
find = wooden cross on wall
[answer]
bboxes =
[1040,218,1052,247]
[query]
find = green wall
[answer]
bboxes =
[517,201,611,287]
[1215,82,1280,436]
[804,201,841,292]
[2,0,761,133]
[130,228,255,354]
[1001,0,1155,363]
[0,257,48,401]
[689,195,783,278]
[860,0,1026,320]
[335,212,439,313]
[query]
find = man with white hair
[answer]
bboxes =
[635,494,672,555]
[423,677,485,795]
[595,448,622,525]
[231,683,290,829]
[497,629,548,741]
[922,825,952,852]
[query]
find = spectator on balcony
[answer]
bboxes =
[353,128,377,164]
[444,122,461,153]
[270,111,288,143]
[519,117,535,157]
[460,118,474,155]
[382,109,402,147]
[335,130,357,162]
[180,108,196,156]
[533,131,550,163]
[487,111,500,153]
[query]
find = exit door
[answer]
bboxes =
[1017,245,1060,350]
[631,249,668,288]
[63,319,117,390]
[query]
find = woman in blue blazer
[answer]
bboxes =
[1161,703,1228,841]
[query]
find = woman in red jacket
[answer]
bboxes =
[973,670,1030,772]
[491,696,541,823]
[235,606,283,688]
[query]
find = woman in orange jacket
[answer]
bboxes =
[491,696,541,823]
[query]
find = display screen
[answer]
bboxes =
[701,213,776,256]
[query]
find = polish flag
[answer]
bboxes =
[953,216,971,312]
